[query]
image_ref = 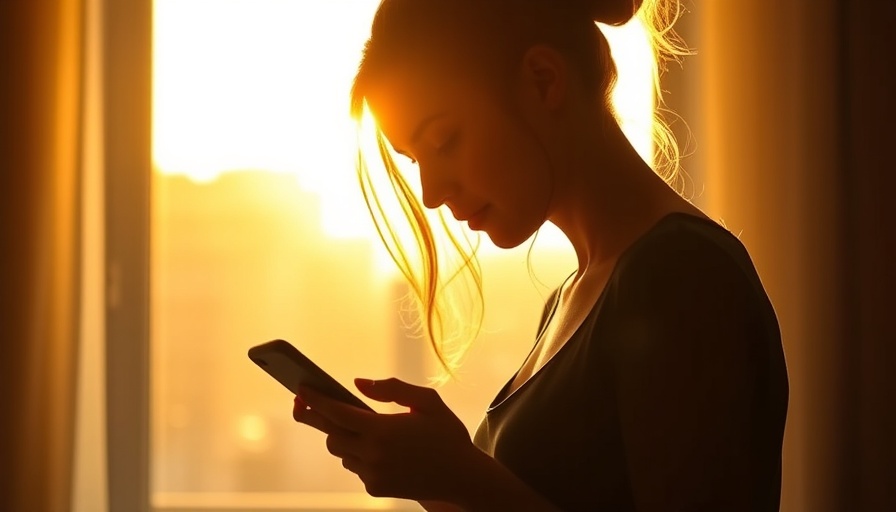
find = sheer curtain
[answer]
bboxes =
[700,1,895,511]
[0,0,86,511]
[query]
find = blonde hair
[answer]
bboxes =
[350,0,689,378]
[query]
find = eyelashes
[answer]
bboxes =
[399,130,460,166]
[436,132,459,156]
[395,150,417,165]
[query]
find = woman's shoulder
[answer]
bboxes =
[613,212,755,288]
[605,212,774,323]
[600,211,783,368]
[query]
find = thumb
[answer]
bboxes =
[355,377,444,413]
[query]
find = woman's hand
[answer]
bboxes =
[292,377,480,503]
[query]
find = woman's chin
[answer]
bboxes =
[483,229,531,250]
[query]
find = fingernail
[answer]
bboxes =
[355,378,375,387]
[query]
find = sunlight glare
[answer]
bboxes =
[602,19,655,164]
[153,1,654,251]
[153,0,379,237]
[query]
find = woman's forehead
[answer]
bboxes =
[367,69,469,146]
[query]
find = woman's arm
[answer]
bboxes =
[293,380,565,511]
[610,235,785,511]
[446,448,564,512]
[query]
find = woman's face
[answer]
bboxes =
[368,68,555,249]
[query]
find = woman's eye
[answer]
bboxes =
[436,133,458,155]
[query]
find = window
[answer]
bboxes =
[149,1,653,509]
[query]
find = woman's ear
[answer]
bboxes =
[518,45,569,113]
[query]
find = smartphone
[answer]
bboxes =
[248,339,374,412]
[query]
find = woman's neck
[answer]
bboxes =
[546,119,693,281]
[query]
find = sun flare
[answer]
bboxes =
[153,0,654,246]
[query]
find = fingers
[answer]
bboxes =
[355,377,445,413]
[293,395,342,434]
[296,386,374,433]
[341,454,363,475]
[296,396,367,475]
[326,431,364,459]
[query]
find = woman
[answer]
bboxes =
[292,0,789,510]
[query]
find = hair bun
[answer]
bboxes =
[579,0,643,25]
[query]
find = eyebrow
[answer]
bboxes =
[411,112,448,143]
[394,111,448,157]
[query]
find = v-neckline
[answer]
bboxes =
[486,267,608,412]
[485,211,726,413]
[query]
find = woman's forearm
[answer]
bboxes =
[448,448,563,512]
[418,500,465,512]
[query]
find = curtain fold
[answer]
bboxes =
[700,0,895,511]
[0,0,85,510]
[701,1,844,508]
[840,2,896,508]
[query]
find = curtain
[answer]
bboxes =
[838,2,896,508]
[700,0,895,511]
[0,0,85,511]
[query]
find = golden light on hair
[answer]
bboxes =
[349,8,663,375]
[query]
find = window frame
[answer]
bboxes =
[103,0,153,510]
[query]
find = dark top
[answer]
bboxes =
[473,212,789,511]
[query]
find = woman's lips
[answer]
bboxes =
[465,206,489,230]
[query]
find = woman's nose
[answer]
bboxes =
[419,163,456,210]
